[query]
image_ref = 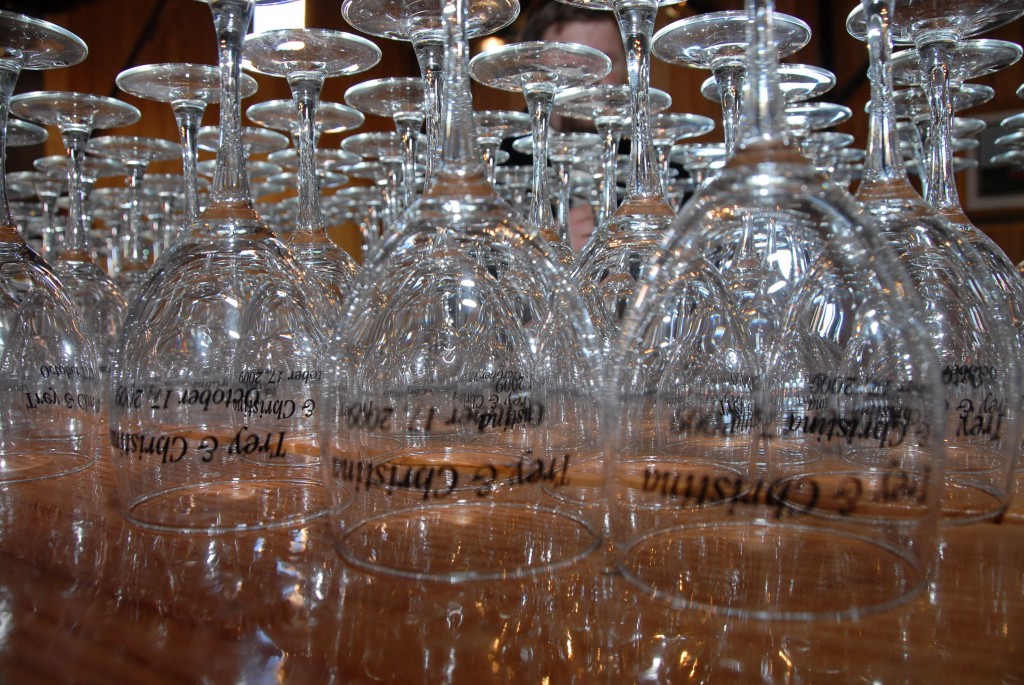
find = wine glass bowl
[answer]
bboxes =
[86,135,182,290]
[610,0,947,620]
[108,0,337,533]
[0,10,103,485]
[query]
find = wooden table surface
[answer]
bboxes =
[0,457,1021,684]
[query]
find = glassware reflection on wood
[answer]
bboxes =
[108,0,334,534]
[321,0,606,582]
[610,0,946,620]
[10,91,140,375]
[848,0,1024,524]
[0,10,104,484]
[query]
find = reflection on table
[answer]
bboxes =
[0,459,1021,683]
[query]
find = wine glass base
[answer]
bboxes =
[0,449,95,484]
[617,520,926,621]
[122,478,328,534]
[337,500,600,581]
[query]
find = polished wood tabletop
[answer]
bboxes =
[0,456,1021,684]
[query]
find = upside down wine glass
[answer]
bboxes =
[469,40,611,267]
[109,0,332,533]
[344,77,425,212]
[849,0,1024,226]
[849,0,1023,523]
[555,0,686,346]
[610,0,945,620]
[321,0,605,581]
[14,169,63,264]
[473,109,530,185]
[243,28,379,308]
[890,38,1022,213]
[86,135,182,291]
[0,10,103,483]
[341,0,519,185]
[116,62,259,241]
[651,10,811,159]
[33,153,125,266]
[553,84,670,228]
[10,91,140,373]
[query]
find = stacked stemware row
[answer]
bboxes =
[1,0,1023,625]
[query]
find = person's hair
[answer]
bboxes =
[520,1,617,42]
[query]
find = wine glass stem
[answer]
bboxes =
[860,0,908,189]
[738,0,791,149]
[159,195,175,251]
[595,118,621,225]
[393,111,422,209]
[209,0,255,210]
[413,38,444,187]
[38,192,59,260]
[918,39,960,214]
[0,60,19,231]
[615,0,662,201]
[438,0,484,177]
[655,142,670,194]
[382,158,404,222]
[553,158,571,243]
[525,84,555,229]
[288,72,327,233]
[172,99,206,228]
[913,117,931,198]
[480,137,500,185]
[61,127,93,259]
[124,161,147,267]
[713,64,744,159]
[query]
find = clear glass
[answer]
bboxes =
[321,0,604,581]
[847,0,1024,222]
[10,91,140,374]
[242,28,379,309]
[6,118,47,146]
[553,84,671,230]
[116,63,259,235]
[143,172,189,255]
[0,10,103,483]
[889,38,1021,207]
[670,141,727,190]
[555,0,694,349]
[197,123,290,156]
[342,131,408,231]
[13,170,64,264]
[86,135,181,291]
[850,0,1024,523]
[470,40,611,268]
[543,130,601,244]
[652,10,811,159]
[610,0,945,619]
[345,76,425,212]
[341,0,519,185]
[473,109,531,185]
[648,112,716,194]
[34,154,125,266]
[699,62,836,105]
[108,0,333,533]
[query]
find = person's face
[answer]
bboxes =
[543,19,627,85]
